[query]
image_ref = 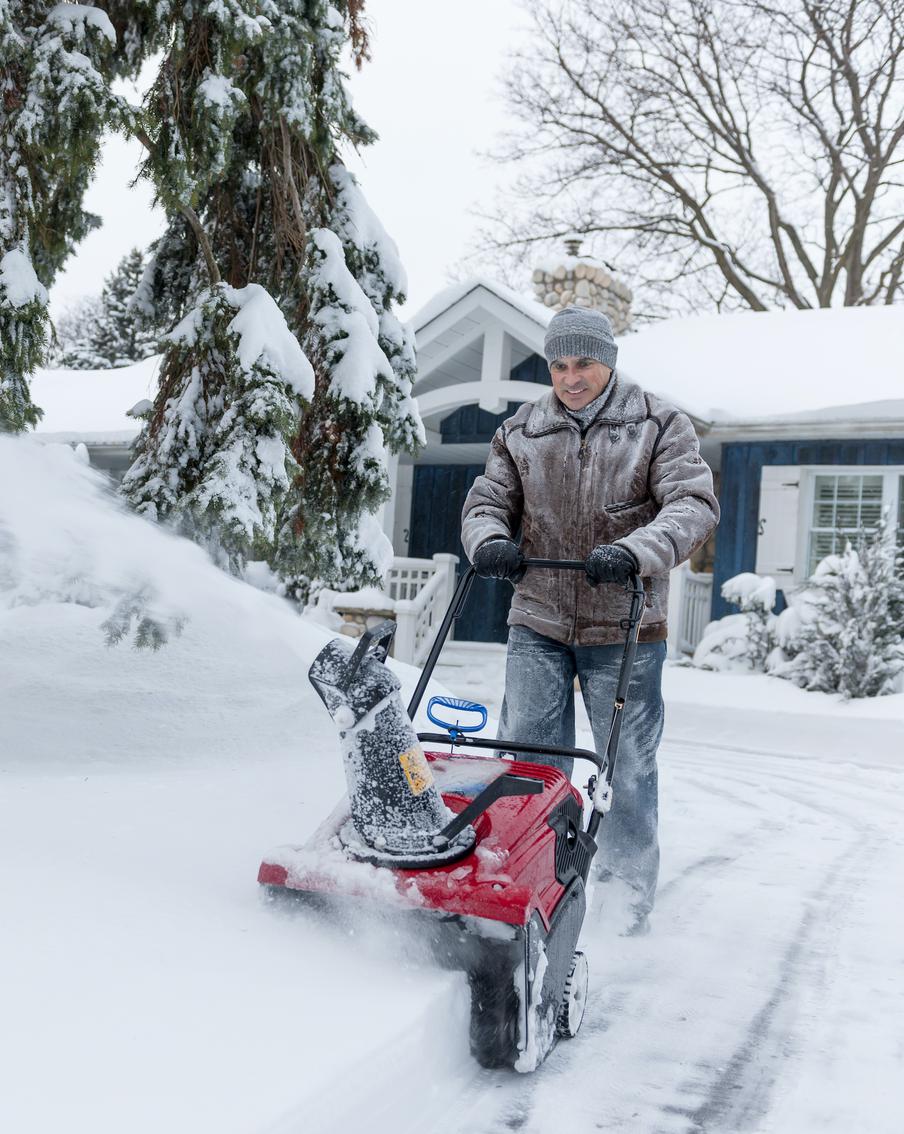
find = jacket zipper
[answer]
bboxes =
[572,428,593,641]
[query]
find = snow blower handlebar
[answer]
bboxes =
[407,559,644,721]
[407,559,646,835]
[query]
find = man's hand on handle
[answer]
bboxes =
[472,538,525,582]
[585,544,639,587]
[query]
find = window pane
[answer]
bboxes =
[835,502,858,527]
[860,502,882,527]
[808,472,888,577]
[836,476,860,500]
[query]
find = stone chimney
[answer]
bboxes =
[532,239,633,334]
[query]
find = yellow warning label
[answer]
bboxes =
[399,745,434,796]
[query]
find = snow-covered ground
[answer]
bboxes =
[2,436,903,1133]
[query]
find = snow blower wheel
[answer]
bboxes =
[258,558,646,1072]
[556,950,589,1038]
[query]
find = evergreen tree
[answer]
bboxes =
[778,520,904,699]
[51,294,105,368]
[120,3,316,570]
[53,248,160,368]
[95,247,160,366]
[0,3,126,430]
[122,1,423,597]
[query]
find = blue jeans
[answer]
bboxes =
[498,626,666,915]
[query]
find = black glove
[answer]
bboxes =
[472,538,525,581]
[585,544,639,587]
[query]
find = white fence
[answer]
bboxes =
[667,563,713,657]
[389,554,459,665]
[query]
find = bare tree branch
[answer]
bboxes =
[479,0,904,317]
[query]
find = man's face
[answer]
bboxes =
[549,356,612,411]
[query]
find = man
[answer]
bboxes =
[460,306,719,932]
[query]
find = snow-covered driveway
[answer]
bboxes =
[4,687,901,1134]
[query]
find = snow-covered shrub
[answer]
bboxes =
[770,522,904,698]
[693,571,777,672]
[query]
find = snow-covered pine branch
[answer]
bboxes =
[120,2,422,597]
[329,165,424,455]
[122,284,312,572]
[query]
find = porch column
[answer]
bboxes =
[478,326,512,412]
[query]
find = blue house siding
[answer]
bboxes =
[712,438,904,619]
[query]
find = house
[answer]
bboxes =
[386,259,903,645]
[30,256,904,654]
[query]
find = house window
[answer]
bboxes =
[806,471,902,577]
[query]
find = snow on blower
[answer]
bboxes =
[259,559,645,1071]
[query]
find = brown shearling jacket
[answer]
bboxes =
[460,375,719,645]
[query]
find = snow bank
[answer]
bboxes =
[0,434,443,760]
[0,434,471,1134]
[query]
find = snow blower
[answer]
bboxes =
[258,559,645,1071]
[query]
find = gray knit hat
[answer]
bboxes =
[544,306,618,370]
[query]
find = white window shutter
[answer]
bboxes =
[755,466,800,578]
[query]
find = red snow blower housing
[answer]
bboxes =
[258,559,645,1071]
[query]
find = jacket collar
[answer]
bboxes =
[522,374,647,438]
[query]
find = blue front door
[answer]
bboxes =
[408,464,513,643]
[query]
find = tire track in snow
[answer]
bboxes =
[679,835,879,1132]
[653,744,886,1132]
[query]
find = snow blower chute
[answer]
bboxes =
[259,559,645,1071]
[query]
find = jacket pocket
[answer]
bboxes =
[605,495,651,514]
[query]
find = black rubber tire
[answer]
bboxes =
[555,949,589,1038]
[468,963,522,1069]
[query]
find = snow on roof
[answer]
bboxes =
[617,305,904,422]
[722,398,904,428]
[31,355,161,438]
[27,302,904,440]
[410,275,552,334]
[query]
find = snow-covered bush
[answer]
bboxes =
[770,522,904,699]
[693,571,777,672]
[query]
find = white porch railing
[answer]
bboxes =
[673,565,713,656]
[390,553,459,665]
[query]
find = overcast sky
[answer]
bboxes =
[49,0,532,321]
